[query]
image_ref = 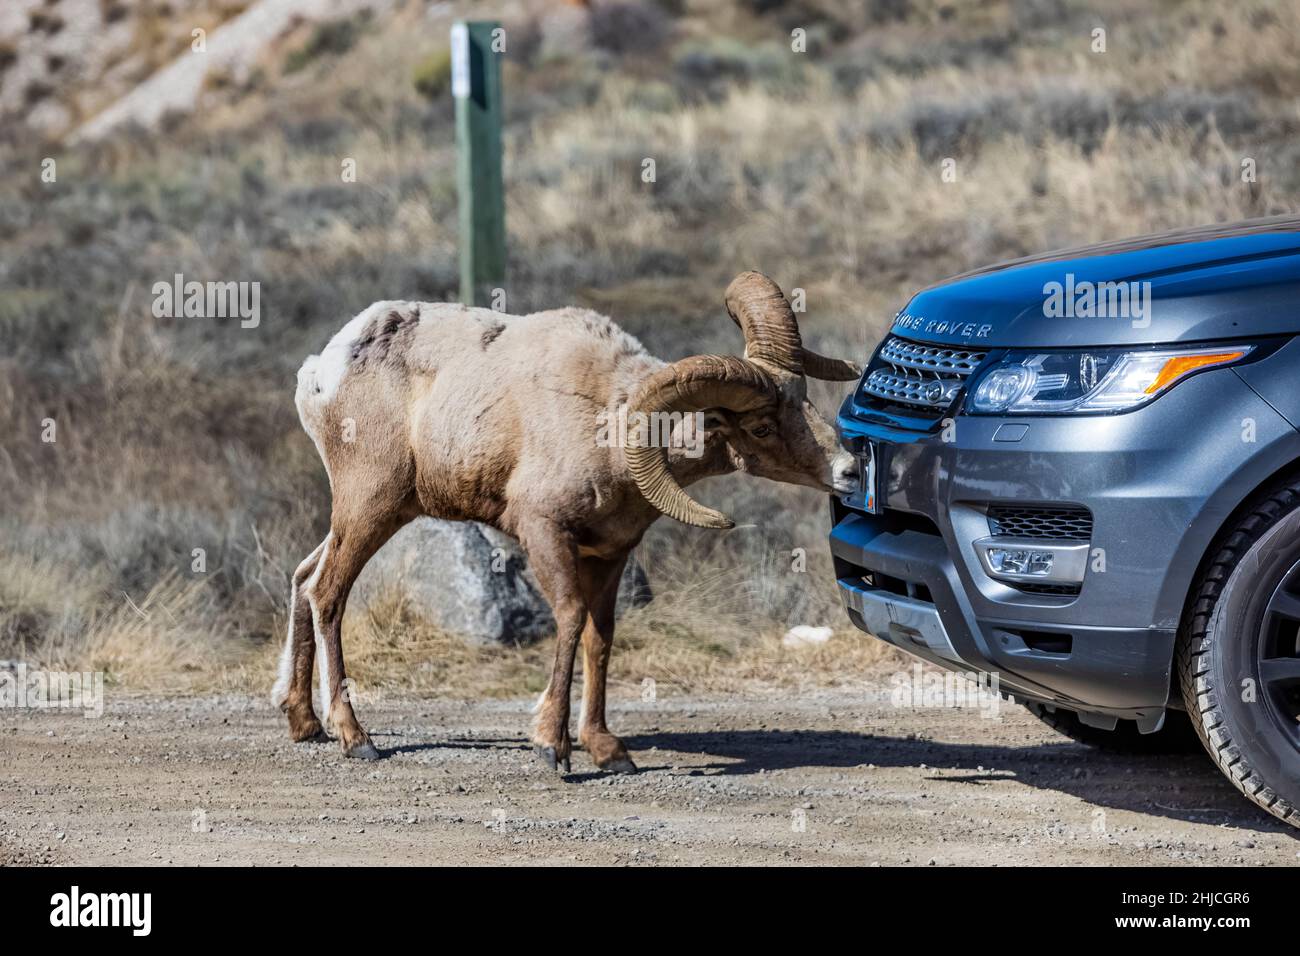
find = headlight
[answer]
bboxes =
[966,345,1252,415]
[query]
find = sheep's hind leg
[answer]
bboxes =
[306,515,408,760]
[273,538,329,742]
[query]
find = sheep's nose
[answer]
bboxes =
[831,452,859,493]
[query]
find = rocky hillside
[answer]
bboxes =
[1,0,408,141]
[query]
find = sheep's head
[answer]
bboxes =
[628,271,862,529]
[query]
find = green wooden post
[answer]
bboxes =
[452,20,505,307]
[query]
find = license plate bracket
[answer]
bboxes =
[862,441,880,514]
[840,441,881,514]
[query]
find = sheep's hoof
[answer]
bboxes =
[600,756,638,775]
[344,739,381,761]
[534,745,571,773]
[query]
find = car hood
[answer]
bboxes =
[889,216,1300,348]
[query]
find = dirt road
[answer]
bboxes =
[2,688,1296,865]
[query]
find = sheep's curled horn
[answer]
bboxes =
[724,270,862,381]
[627,272,862,529]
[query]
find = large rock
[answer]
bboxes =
[352,518,651,646]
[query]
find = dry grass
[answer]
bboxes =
[0,555,252,691]
[1,0,1298,698]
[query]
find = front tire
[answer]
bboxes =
[1178,481,1300,827]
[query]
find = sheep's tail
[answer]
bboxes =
[294,354,328,452]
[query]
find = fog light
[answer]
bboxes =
[987,548,1054,576]
[974,537,1089,585]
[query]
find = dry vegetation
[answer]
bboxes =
[2,0,1298,701]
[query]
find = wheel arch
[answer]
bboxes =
[1165,442,1300,698]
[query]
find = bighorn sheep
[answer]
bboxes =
[271,272,861,771]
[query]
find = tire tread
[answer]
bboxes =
[1176,482,1299,825]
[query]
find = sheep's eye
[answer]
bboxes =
[750,425,772,439]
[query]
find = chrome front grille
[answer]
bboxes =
[861,336,988,413]
[864,369,965,407]
[878,338,986,375]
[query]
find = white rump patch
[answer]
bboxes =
[301,301,414,404]
[307,308,373,404]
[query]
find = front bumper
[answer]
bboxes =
[830,366,1297,727]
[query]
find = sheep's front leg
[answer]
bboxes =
[523,523,585,773]
[578,554,637,773]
